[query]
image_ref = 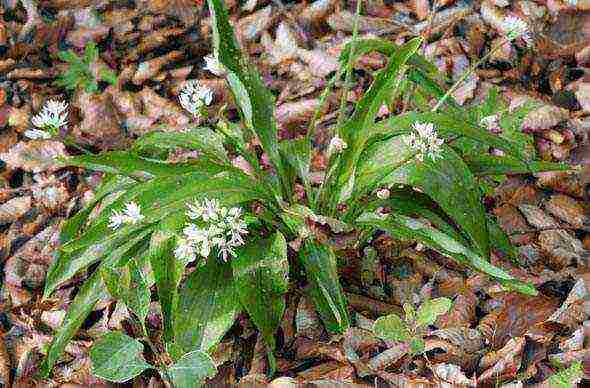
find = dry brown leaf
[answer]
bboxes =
[0,140,66,173]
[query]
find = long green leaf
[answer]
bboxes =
[357,141,490,257]
[464,154,570,176]
[149,216,185,342]
[299,240,350,333]
[356,211,537,295]
[173,259,240,354]
[133,128,228,164]
[207,0,286,197]
[325,37,423,207]
[232,232,289,348]
[65,151,228,179]
[40,270,109,376]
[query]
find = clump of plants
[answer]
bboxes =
[55,41,117,93]
[39,0,569,384]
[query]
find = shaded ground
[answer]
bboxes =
[0,0,590,386]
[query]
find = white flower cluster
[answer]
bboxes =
[327,135,348,157]
[405,122,444,162]
[26,99,68,140]
[502,16,532,47]
[175,198,248,262]
[204,54,226,77]
[179,80,214,117]
[108,201,144,230]
[480,115,499,130]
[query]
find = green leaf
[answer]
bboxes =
[279,138,311,186]
[547,361,583,388]
[356,211,537,296]
[168,350,217,388]
[409,337,425,355]
[464,154,570,176]
[232,232,289,348]
[133,129,229,164]
[372,313,411,342]
[89,332,151,383]
[64,151,228,178]
[60,171,265,255]
[371,111,527,160]
[83,42,99,65]
[149,216,185,342]
[207,0,286,196]
[327,37,423,206]
[99,67,118,86]
[415,298,453,327]
[173,259,240,354]
[358,143,490,257]
[123,258,151,321]
[44,227,151,299]
[40,270,109,376]
[299,240,350,333]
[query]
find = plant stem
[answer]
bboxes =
[431,39,508,112]
[335,0,363,130]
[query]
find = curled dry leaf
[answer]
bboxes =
[522,104,569,132]
[477,294,560,349]
[238,5,274,42]
[0,196,32,225]
[548,276,590,328]
[0,140,67,173]
[545,194,589,229]
[478,337,525,385]
[432,363,475,387]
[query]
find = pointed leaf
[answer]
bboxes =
[168,350,217,388]
[149,215,186,342]
[356,211,537,296]
[358,142,490,257]
[207,0,286,194]
[89,332,151,383]
[464,154,569,176]
[40,270,109,376]
[232,232,289,347]
[299,240,349,333]
[174,259,240,354]
[133,128,228,164]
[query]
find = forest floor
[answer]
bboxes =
[1,0,590,387]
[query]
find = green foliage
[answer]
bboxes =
[547,361,583,387]
[41,2,569,383]
[373,298,452,355]
[55,42,118,93]
[89,332,151,383]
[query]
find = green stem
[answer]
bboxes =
[431,39,507,112]
[335,0,363,129]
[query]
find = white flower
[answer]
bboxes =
[176,198,248,261]
[174,238,196,263]
[502,16,532,46]
[204,54,226,76]
[405,122,444,162]
[108,201,144,230]
[480,115,499,130]
[376,188,390,200]
[327,135,348,156]
[108,210,126,230]
[31,99,68,130]
[24,128,52,140]
[179,80,214,117]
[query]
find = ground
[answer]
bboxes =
[0,0,589,387]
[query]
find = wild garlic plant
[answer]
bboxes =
[40,1,568,384]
